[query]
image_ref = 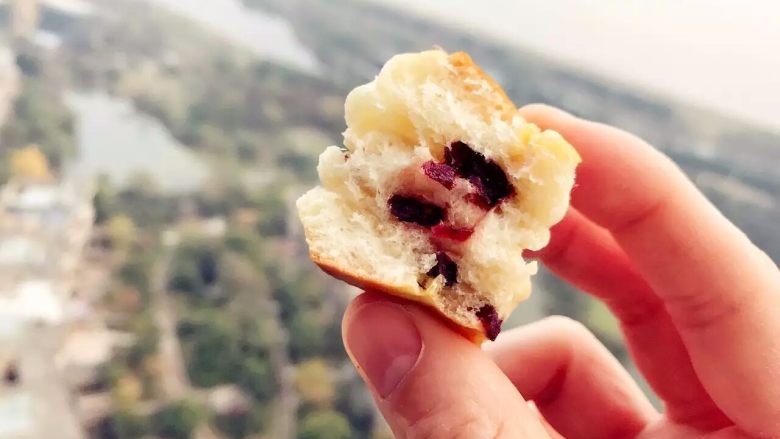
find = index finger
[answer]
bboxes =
[519,104,780,436]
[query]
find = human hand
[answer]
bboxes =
[341,105,780,439]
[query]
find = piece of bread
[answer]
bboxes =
[296,50,580,342]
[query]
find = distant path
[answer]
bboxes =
[264,292,298,439]
[151,236,192,400]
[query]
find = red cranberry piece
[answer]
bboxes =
[446,141,514,207]
[475,304,502,341]
[422,161,456,189]
[388,195,445,227]
[427,251,458,286]
[431,224,473,242]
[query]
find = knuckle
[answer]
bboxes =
[542,315,590,337]
[609,293,666,329]
[667,290,742,333]
[540,315,603,353]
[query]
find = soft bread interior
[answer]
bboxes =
[297,50,580,337]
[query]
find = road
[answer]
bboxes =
[144,227,299,438]
[269,319,298,439]
[151,236,192,401]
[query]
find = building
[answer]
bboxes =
[0,0,94,45]
[0,176,95,439]
[0,320,85,439]
[9,0,39,40]
[0,45,20,124]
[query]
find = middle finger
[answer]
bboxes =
[531,208,730,429]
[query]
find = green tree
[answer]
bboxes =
[298,410,351,439]
[111,405,148,439]
[295,359,335,409]
[126,315,159,370]
[180,316,235,387]
[249,188,288,237]
[336,373,376,437]
[152,400,202,439]
[213,404,270,439]
[289,310,327,361]
[223,229,264,267]
[94,174,117,225]
[169,238,221,300]
[119,251,153,301]
[107,215,137,253]
[116,173,178,228]
[1,79,76,172]
[236,356,277,402]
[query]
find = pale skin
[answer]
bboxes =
[341,105,780,439]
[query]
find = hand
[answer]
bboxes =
[341,105,780,439]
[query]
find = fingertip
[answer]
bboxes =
[342,291,402,331]
[518,103,579,128]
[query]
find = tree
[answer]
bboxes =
[223,229,264,267]
[110,405,149,439]
[2,81,76,171]
[152,400,202,439]
[298,410,351,439]
[169,238,221,301]
[94,174,117,225]
[119,251,153,300]
[114,173,178,228]
[179,314,236,387]
[336,373,376,437]
[107,215,137,253]
[249,188,288,237]
[213,404,270,439]
[289,310,326,361]
[10,145,50,179]
[113,373,143,405]
[295,359,335,409]
[126,316,159,370]
[237,356,277,402]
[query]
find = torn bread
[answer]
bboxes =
[296,50,580,342]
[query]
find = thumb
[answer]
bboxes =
[343,292,550,439]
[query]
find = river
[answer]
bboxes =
[64,0,319,193]
[65,91,209,193]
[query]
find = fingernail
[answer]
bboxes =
[345,302,422,398]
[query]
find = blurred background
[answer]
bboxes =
[0,0,777,438]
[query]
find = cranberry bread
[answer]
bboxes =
[296,50,580,342]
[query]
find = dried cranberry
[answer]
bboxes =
[427,251,458,286]
[388,195,445,227]
[475,304,502,341]
[422,161,456,189]
[446,141,513,207]
[431,224,473,242]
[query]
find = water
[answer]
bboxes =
[65,91,209,193]
[140,0,319,73]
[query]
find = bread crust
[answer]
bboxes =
[447,52,516,122]
[311,251,486,343]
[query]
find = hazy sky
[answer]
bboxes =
[361,0,780,133]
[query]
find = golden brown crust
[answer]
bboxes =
[447,51,516,122]
[311,251,486,344]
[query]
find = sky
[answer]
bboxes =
[361,0,780,133]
